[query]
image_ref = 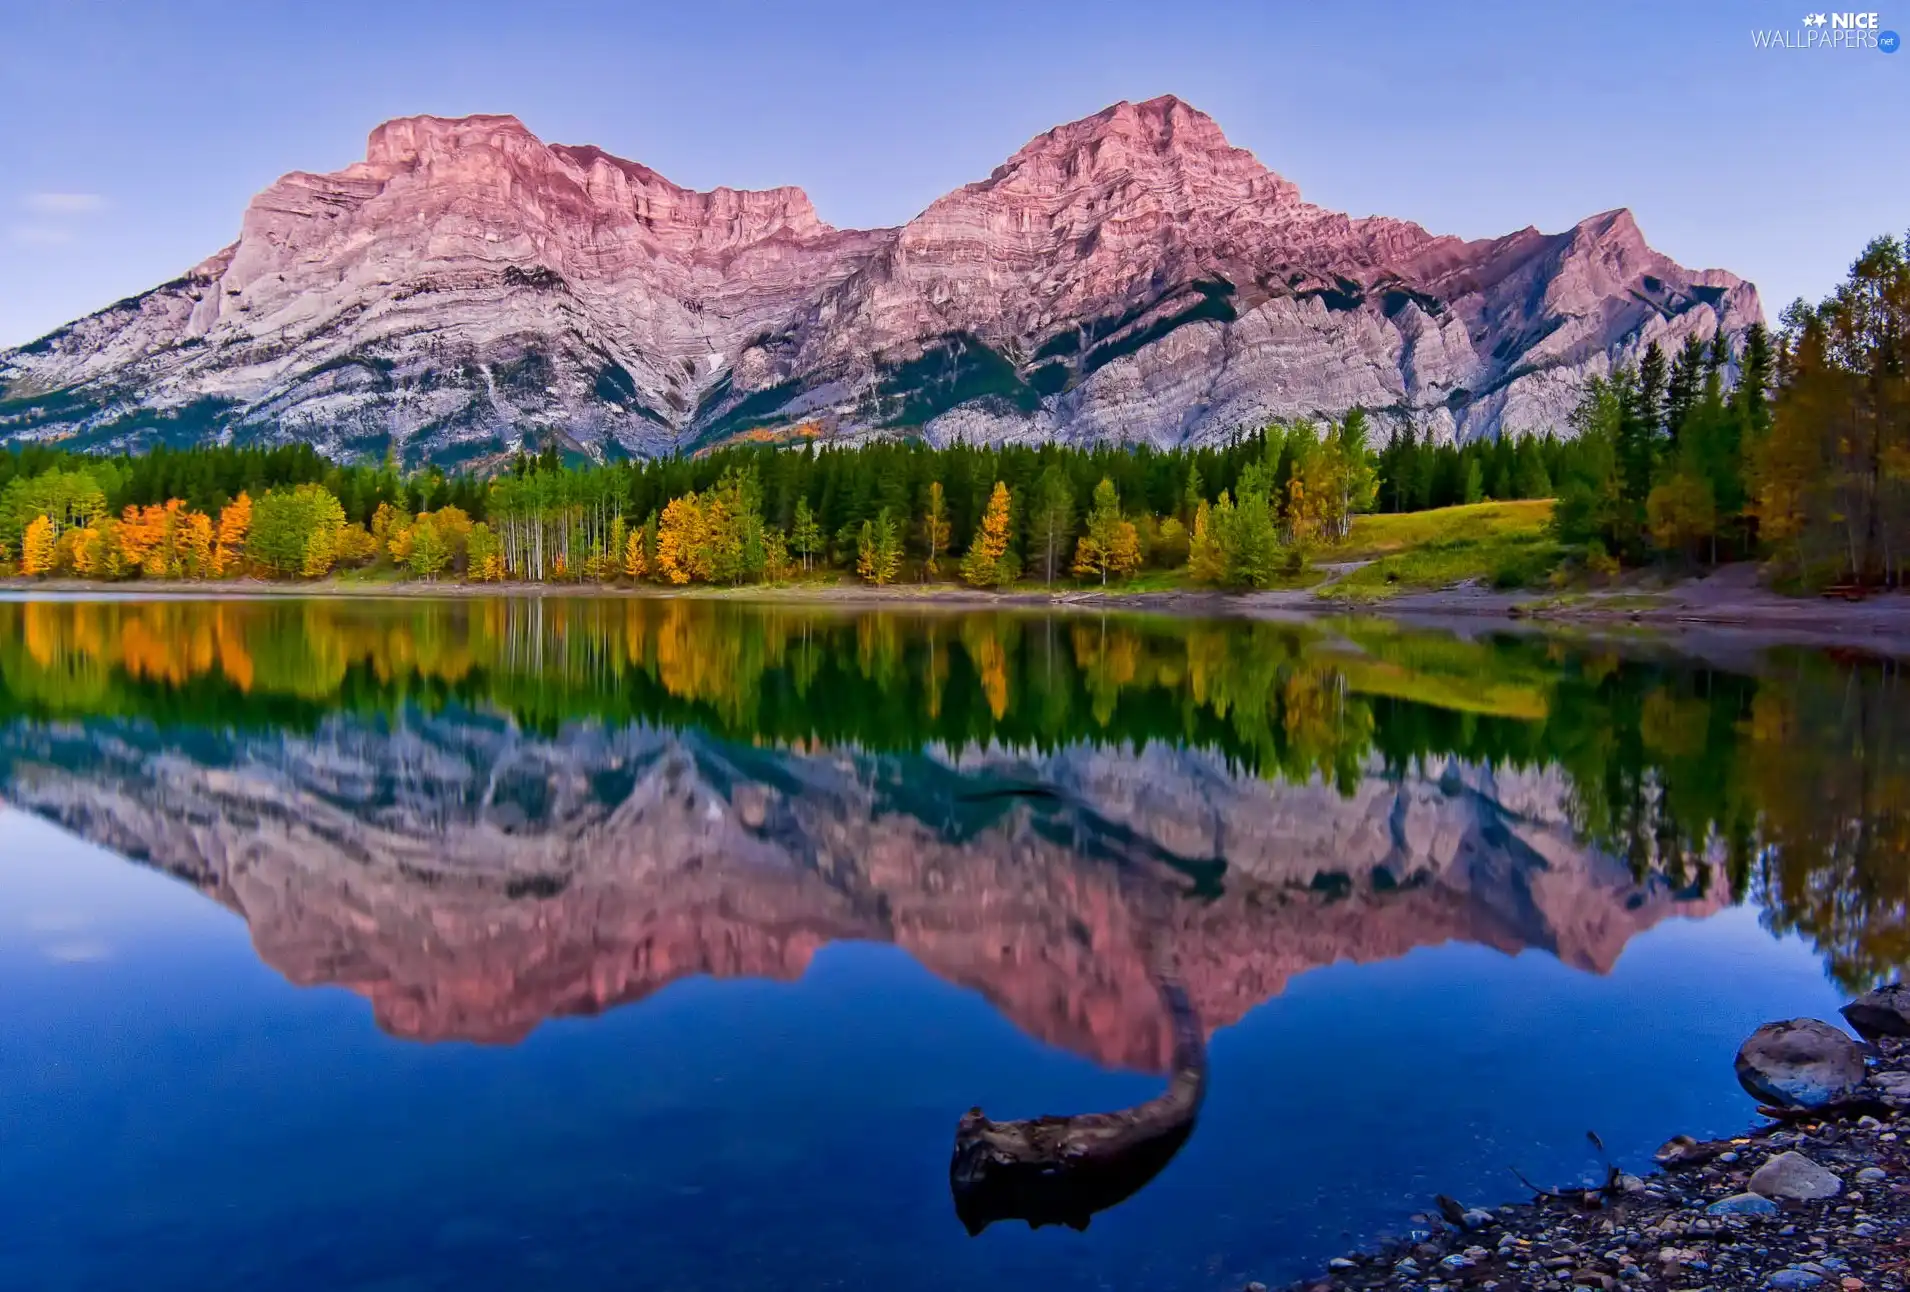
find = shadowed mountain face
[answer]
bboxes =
[0,96,1758,463]
[0,708,1721,1067]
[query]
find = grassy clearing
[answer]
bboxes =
[1324,500,1563,599]
[1333,500,1555,561]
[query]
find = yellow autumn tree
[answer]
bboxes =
[1071,478,1142,585]
[655,494,706,584]
[21,515,56,576]
[960,481,1014,588]
[465,522,505,582]
[213,493,252,576]
[623,524,649,578]
[177,510,215,578]
[1187,495,1227,585]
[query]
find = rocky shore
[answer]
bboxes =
[1274,992,1910,1292]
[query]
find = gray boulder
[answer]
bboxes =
[1747,1151,1842,1202]
[1735,1019,1867,1109]
[1842,984,1910,1040]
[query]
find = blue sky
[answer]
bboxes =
[2,0,1903,347]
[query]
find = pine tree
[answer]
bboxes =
[1030,465,1074,584]
[1225,464,1282,587]
[1463,458,1485,505]
[1638,341,1669,438]
[1665,333,1707,444]
[1182,464,1204,524]
[1512,435,1552,498]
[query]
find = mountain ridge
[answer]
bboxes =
[0,96,1761,465]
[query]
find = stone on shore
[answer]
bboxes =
[1735,1019,1867,1108]
[1707,1191,1780,1215]
[1748,1150,1843,1201]
[1844,983,1910,1041]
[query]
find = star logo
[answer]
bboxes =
[1803,12,1828,25]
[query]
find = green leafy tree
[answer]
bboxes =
[248,483,347,578]
[791,497,821,575]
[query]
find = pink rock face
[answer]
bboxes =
[0,96,1760,462]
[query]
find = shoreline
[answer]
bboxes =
[5,572,1910,653]
[1276,1016,1907,1292]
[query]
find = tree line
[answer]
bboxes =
[0,414,1412,588]
[1546,231,1910,587]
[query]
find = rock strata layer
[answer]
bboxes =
[0,97,1760,463]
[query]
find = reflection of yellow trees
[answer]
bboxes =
[961,618,1013,720]
[654,602,753,723]
[0,601,502,708]
[1072,621,1140,727]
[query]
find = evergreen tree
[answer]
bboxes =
[1665,333,1707,444]
[1029,465,1075,584]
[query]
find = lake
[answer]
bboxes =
[0,596,1902,1292]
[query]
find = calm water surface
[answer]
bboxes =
[1,597,1904,1291]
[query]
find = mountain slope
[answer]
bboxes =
[0,97,1761,464]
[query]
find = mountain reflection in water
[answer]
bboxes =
[2,595,1909,1266]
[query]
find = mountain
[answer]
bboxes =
[0,714,1723,1067]
[0,96,1762,465]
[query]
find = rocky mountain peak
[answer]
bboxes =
[969,93,1299,212]
[0,98,1761,464]
[361,112,541,171]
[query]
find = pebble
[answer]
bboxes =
[1856,1165,1887,1184]
[1748,1151,1844,1202]
[1766,1271,1826,1289]
[1709,1192,1781,1215]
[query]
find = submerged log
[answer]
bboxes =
[949,980,1206,1234]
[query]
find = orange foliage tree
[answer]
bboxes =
[213,493,252,576]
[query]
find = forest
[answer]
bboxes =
[0,231,1903,592]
